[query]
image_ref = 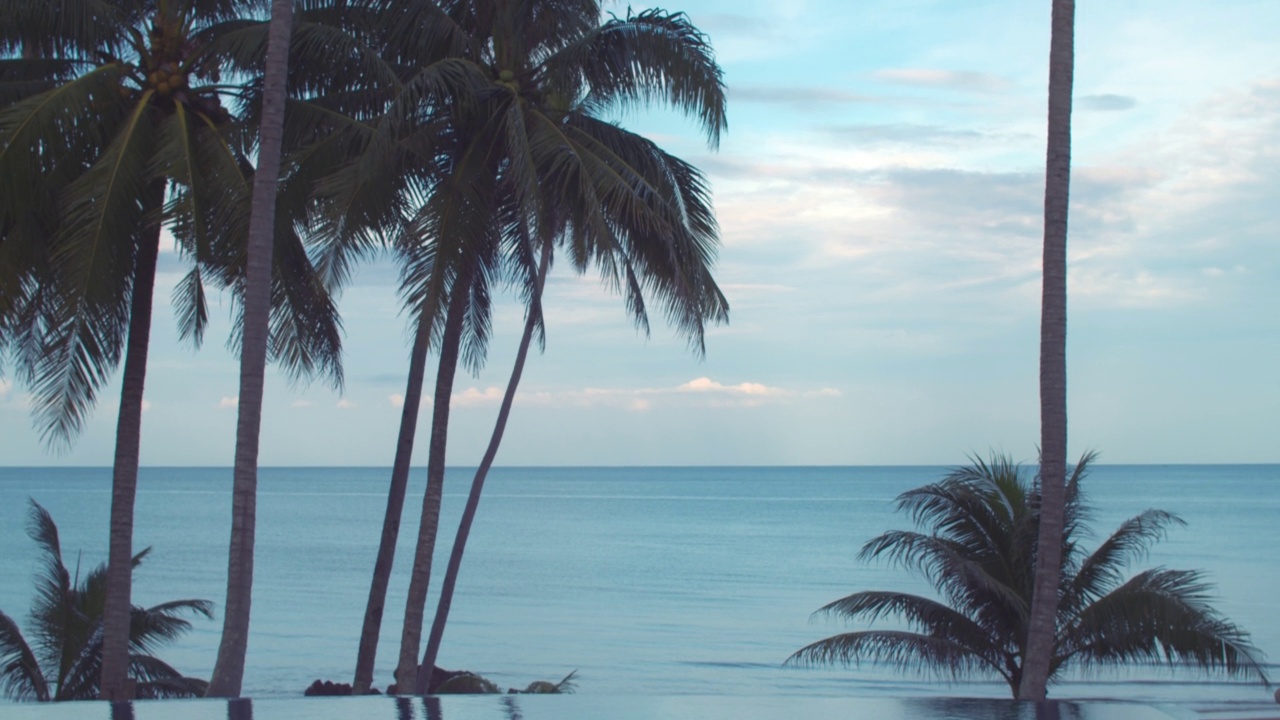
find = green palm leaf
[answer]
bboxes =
[0,610,48,701]
[793,453,1270,696]
[0,500,211,701]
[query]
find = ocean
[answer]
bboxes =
[0,465,1276,705]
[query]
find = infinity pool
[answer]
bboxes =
[0,696,1186,720]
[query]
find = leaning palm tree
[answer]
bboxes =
[324,0,729,693]
[1024,0,1077,700]
[0,0,343,698]
[414,3,729,688]
[0,500,212,701]
[788,453,1270,697]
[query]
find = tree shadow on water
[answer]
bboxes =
[228,698,253,720]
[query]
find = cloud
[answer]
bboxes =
[695,13,773,37]
[218,396,238,409]
[336,398,356,409]
[389,394,405,407]
[729,85,878,107]
[291,399,316,408]
[495,378,841,411]
[1079,94,1138,112]
[821,123,989,146]
[141,399,151,413]
[720,283,793,296]
[678,377,778,396]
[360,373,411,386]
[453,386,503,407]
[0,379,33,411]
[873,68,1012,94]
[729,84,972,111]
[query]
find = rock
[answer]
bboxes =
[304,679,353,696]
[432,672,500,694]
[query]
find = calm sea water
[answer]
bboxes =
[0,465,1275,705]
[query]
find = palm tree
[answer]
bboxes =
[414,4,729,685]
[317,1,729,692]
[1023,0,1076,699]
[206,0,293,698]
[788,454,1270,697]
[301,0,725,692]
[0,0,343,699]
[0,500,212,701]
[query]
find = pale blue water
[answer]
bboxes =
[0,696,1187,720]
[0,465,1276,706]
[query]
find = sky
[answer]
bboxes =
[2,0,1278,467]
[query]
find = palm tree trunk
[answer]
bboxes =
[395,273,472,692]
[420,242,550,678]
[352,315,432,694]
[1019,0,1074,701]
[206,0,294,697]
[98,183,164,702]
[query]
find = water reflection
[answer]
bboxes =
[501,695,524,720]
[423,696,443,720]
[1,695,1174,719]
[1037,701,1061,720]
[227,697,253,720]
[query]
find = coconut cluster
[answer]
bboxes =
[148,60,187,98]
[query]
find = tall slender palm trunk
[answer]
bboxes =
[352,317,433,694]
[98,186,164,701]
[206,0,294,697]
[1019,0,1074,701]
[395,275,472,692]
[421,241,551,676]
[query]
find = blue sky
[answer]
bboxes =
[3,0,1277,466]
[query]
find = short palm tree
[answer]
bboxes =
[788,454,1270,697]
[0,500,212,701]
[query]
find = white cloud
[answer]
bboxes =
[453,386,504,407]
[872,68,1012,94]
[291,399,316,408]
[141,399,152,413]
[218,396,238,409]
[0,379,11,398]
[389,394,405,407]
[678,377,779,396]
[336,399,356,410]
[506,378,841,411]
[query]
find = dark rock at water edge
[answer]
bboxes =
[304,679,381,696]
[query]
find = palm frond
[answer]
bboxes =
[129,600,215,656]
[545,8,726,147]
[0,610,49,701]
[816,591,1005,662]
[23,500,77,677]
[1061,568,1269,684]
[28,89,161,448]
[134,674,209,699]
[0,0,130,59]
[788,630,1004,683]
[1062,509,1185,617]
